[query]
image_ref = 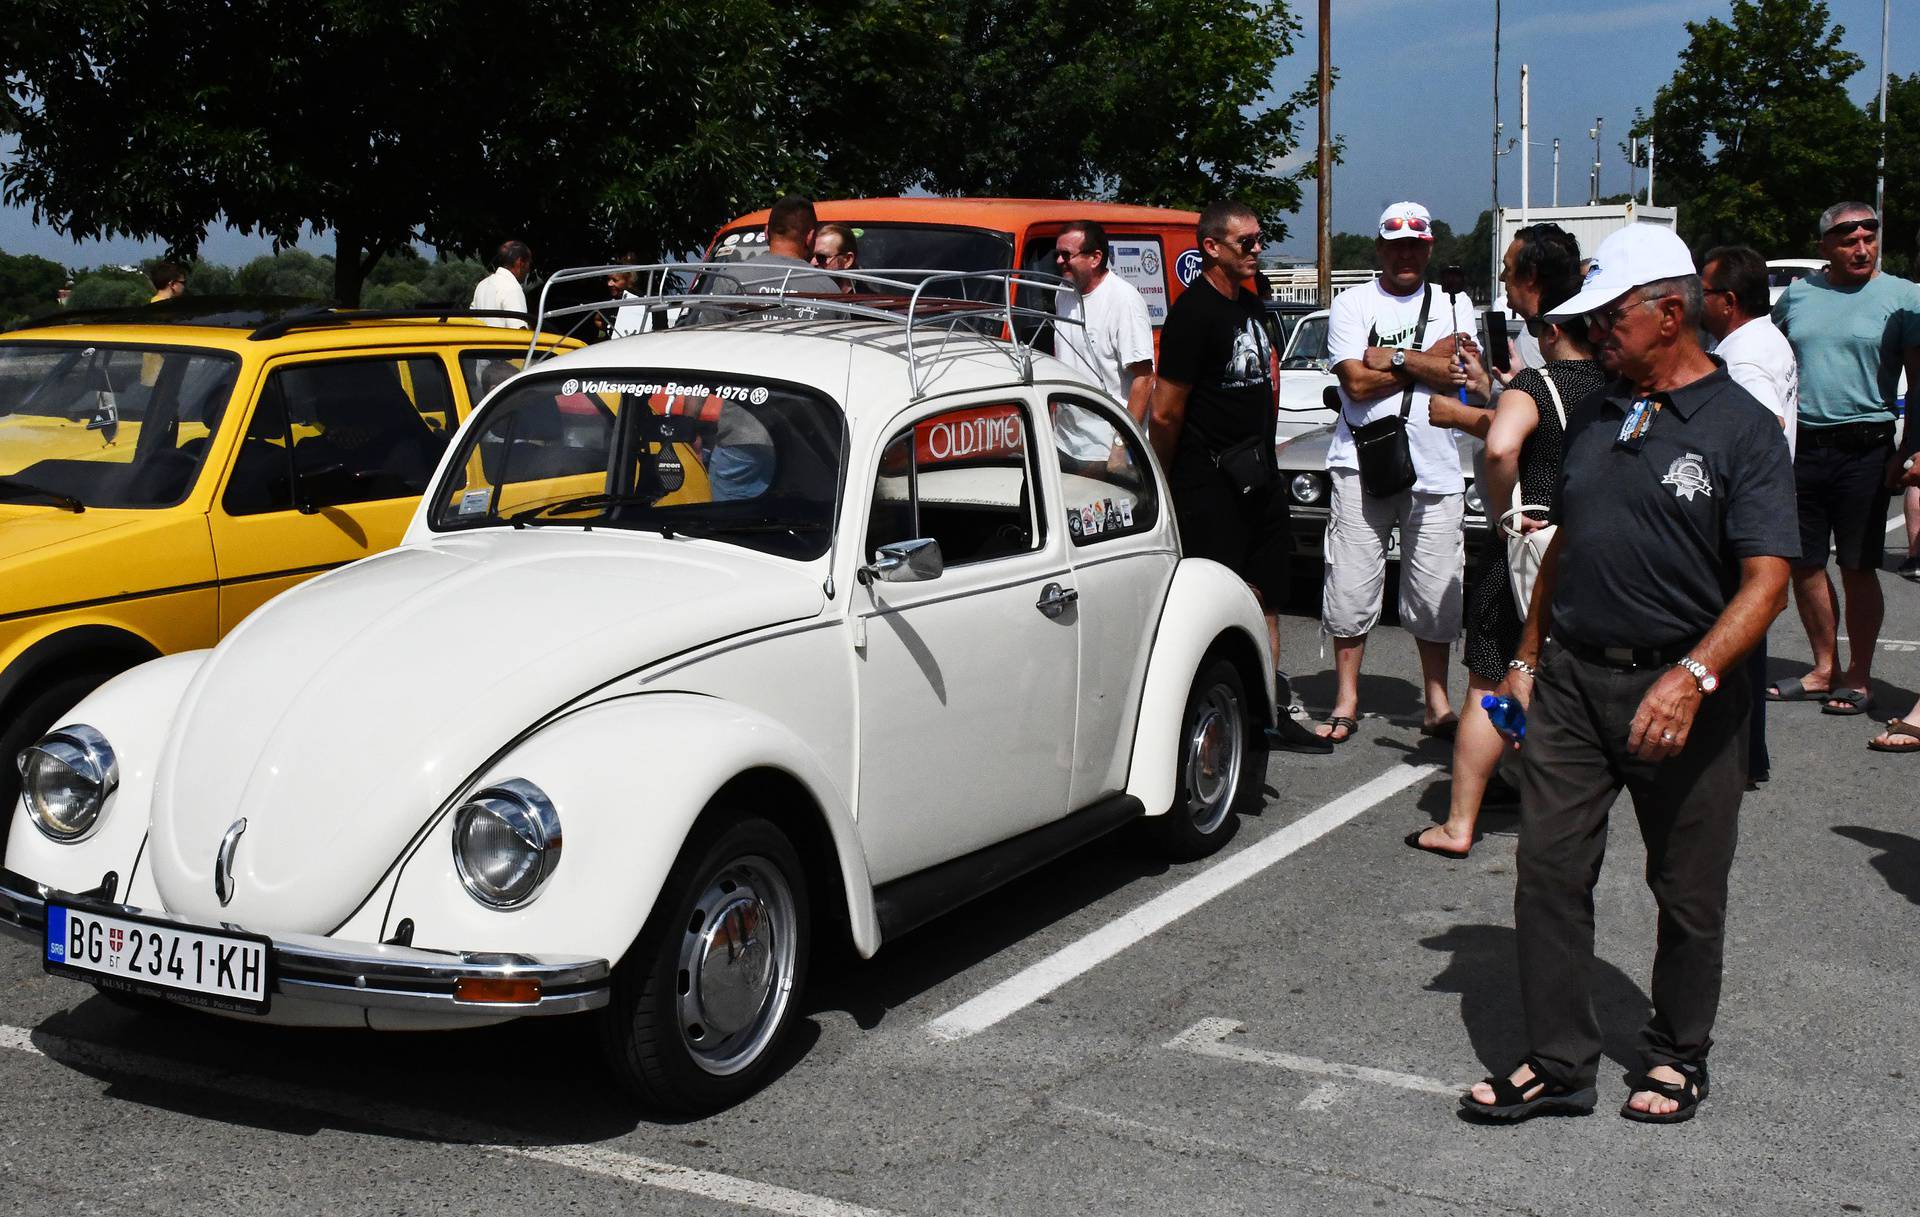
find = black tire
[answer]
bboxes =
[1,667,121,859]
[598,815,811,1115]
[1147,657,1264,861]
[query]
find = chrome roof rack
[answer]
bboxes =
[526,263,1083,400]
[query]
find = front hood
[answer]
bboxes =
[0,510,188,617]
[148,530,824,933]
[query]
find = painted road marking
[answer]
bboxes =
[1296,1081,1343,1112]
[1835,636,1919,651]
[1165,1018,1465,1097]
[0,1025,897,1217]
[925,762,1442,1041]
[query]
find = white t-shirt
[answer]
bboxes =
[470,267,529,328]
[1712,316,1799,459]
[1053,273,1154,461]
[1325,279,1477,494]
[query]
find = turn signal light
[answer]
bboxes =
[454,976,542,1004]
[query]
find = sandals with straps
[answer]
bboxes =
[1317,715,1358,744]
[1458,1057,1597,1122]
[1620,1061,1709,1124]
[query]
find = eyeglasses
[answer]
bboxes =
[1380,216,1431,235]
[1214,232,1265,254]
[810,252,834,266]
[1053,247,1091,261]
[1588,294,1667,333]
[1822,217,1880,240]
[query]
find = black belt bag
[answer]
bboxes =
[1345,285,1430,498]
[1213,433,1275,496]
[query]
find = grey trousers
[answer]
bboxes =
[1514,641,1750,1088]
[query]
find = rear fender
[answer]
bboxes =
[1125,559,1275,817]
[384,692,877,964]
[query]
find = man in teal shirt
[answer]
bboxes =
[1770,202,1920,716]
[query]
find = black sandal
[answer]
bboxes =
[1620,1062,1709,1124]
[1458,1057,1597,1122]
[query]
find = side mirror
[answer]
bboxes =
[86,391,120,444]
[859,538,943,585]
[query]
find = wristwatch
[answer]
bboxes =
[1676,656,1719,695]
[1390,348,1407,370]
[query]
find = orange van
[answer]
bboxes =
[705,198,1203,351]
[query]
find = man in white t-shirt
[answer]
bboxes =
[1316,201,1477,743]
[1052,220,1156,442]
[1703,245,1799,457]
[470,240,532,329]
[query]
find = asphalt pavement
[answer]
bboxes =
[3,544,1918,1216]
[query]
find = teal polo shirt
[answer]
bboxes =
[1772,269,1920,429]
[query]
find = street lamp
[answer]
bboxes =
[1552,137,1561,206]
[1587,117,1603,205]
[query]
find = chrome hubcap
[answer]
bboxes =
[675,855,797,1076]
[1183,684,1243,834]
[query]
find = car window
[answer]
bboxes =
[1283,315,1330,369]
[460,351,531,409]
[1048,396,1157,544]
[865,402,1042,567]
[222,356,455,516]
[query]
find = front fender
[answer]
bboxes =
[384,692,878,965]
[6,650,210,896]
[1125,558,1275,817]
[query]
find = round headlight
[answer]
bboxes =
[1464,482,1485,514]
[18,725,118,842]
[1290,472,1327,505]
[451,779,562,909]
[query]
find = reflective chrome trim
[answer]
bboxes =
[451,778,563,910]
[213,817,247,907]
[0,869,608,1015]
[19,724,119,842]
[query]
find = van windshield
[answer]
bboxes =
[704,223,1013,300]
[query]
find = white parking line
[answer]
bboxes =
[0,1025,897,1217]
[1888,513,1904,535]
[925,762,1442,1041]
[1165,1018,1464,1097]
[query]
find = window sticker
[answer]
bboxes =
[458,488,491,516]
[1108,238,1170,326]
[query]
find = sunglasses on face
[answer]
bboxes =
[1053,247,1090,261]
[1823,217,1880,240]
[1215,232,1265,253]
[1381,216,1431,235]
[1588,294,1666,333]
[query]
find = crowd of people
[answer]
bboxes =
[465,196,1917,1124]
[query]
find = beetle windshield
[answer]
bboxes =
[0,342,239,509]
[430,370,844,559]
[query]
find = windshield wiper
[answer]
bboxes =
[670,518,825,536]
[0,477,85,512]
[506,492,662,527]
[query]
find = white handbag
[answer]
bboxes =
[1500,371,1567,616]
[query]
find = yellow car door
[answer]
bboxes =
[208,350,461,632]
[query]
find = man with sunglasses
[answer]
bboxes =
[1051,220,1154,426]
[1150,199,1331,754]
[1460,223,1796,1125]
[1769,203,1920,715]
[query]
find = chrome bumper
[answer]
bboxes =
[0,868,609,1016]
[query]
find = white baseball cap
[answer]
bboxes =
[1377,201,1435,242]
[1545,223,1697,318]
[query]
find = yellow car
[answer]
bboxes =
[0,300,584,842]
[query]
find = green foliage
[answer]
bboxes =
[233,250,334,300]
[363,282,425,310]
[1880,72,1920,276]
[1643,0,1874,254]
[0,251,70,324]
[66,269,149,311]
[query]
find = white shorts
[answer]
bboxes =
[1321,468,1465,642]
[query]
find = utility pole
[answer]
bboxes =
[1876,0,1889,269]
[1588,117,1603,205]
[1520,64,1530,229]
[1317,0,1331,306]
[1627,135,1638,202]
[1491,0,1502,303]
[1646,126,1655,206]
[1553,138,1561,206]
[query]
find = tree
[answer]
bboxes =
[65,268,148,310]
[1878,72,1920,275]
[1640,0,1874,254]
[0,250,69,324]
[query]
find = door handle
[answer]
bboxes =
[1035,582,1078,619]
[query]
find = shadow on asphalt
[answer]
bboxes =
[1286,671,1424,725]
[1831,826,1920,906]
[1417,923,1651,1078]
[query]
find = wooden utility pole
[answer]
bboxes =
[1316,0,1331,307]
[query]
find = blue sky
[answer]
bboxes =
[2,1,1916,270]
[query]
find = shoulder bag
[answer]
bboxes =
[1500,368,1566,615]
[1344,285,1430,497]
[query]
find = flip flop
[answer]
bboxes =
[1420,715,1460,740]
[1868,718,1920,753]
[1404,829,1470,859]
[1317,715,1358,744]
[1820,688,1872,716]
[1765,676,1824,703]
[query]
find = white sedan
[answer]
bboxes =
[2,275,1279,1114]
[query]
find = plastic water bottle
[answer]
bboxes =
[1482,693,1527,742]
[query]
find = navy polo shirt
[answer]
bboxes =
[1552,362,1798,651]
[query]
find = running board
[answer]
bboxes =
[872,793,1144,943]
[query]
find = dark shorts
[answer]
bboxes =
[1794,424,1895,571]
[1171,475,1291,607]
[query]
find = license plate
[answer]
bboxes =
[1386,527,1401,559]
[45,902,272,1014]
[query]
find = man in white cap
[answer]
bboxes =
[1460,224,1796,1125]
[1316,201,1477,744]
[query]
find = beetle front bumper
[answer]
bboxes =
[0,868,609,1016]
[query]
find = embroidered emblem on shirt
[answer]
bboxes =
[1660,452,1713,501]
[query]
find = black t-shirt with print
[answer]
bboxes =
[1157,276,1275,489]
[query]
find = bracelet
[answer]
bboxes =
[1507,658,1538,677]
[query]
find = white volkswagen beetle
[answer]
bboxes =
[1,270,1279,1113]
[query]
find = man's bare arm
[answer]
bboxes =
[1149,377,1191,469]
[1124,361,1154,425]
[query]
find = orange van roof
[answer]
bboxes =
[720,197,1201,232]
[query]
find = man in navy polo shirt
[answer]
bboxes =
[1458,225,1796,1125]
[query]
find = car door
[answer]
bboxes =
[208,351,460,632]
[1047,394,1178,809]
[853,395,1079,884]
